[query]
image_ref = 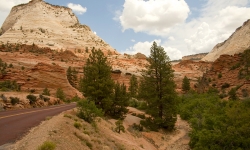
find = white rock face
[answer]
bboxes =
[202,19,250,62]
[0,0,118,54]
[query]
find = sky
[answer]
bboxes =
[0,0,250,60]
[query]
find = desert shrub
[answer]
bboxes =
[136,114,146,119]
[74,122,82,129]
[10,97,20,105]
[230,63,241,70]
[228,88,238,100]
[26,94,37,104]
[132,123,143,131]
[42,87,50,96]
[242,89,249,97]
[56,88,65,101]
[115,119,125,133]
[38,141,56,150]
[30,89,35,93]
[77,100,103,123]
[71,95,81,102]
[218,73,222,78]
[0,94,7,102]
[43,97,50,102]
[221,83,230,89]
[0,80,20,91]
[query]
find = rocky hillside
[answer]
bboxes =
[202,19,250,62]
[0,0,118,55]
[182,53,208,61]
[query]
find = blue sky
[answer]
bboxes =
[1,0,250,60]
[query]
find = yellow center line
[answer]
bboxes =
[0,104,75,120]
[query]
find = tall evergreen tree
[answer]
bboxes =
[128,75,138,98]
[182,76,190,92]
[111,82,129,118]
[140,41,177,131]
[79,48,114,113]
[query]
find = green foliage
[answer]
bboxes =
[38,141,56,150]
[79,48,114,113]
[132,123,143,131]
[128,75,138,98]
[71,95,81,102]
[138,41,177,131]
[221,83,230,89]
[179,93,250,149]
[228,88,238,100]
[115,119,125,133]
[0,58,7,76]
[10,97,20,105]
[77,100,103,123]
[182,76,190,92]
[67,66,78,88]
[218,73,222,78]
[56,88,65,101]
[0,80,20,91]
[27,94,37,104]
[109,82,129,118]
[42,87,50,96]
[74,122,82,129]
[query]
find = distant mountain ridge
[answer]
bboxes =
[202,19,250,62]
[0,0,118,55]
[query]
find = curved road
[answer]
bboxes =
[0,103,76,146]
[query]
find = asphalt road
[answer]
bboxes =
[0,103,76,146]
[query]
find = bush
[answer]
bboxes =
[10,97,20,105]
[26,94,37,104]
[132,123,143,131]
[38,141,56,150]
[0,80,20,91]
[221,83,230,89]
[74,122,82,129]
[42,87,50,96]
[77,100,103,123]
[218,73,222,78]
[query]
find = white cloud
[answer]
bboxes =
[0,0,30,26]
[119,0,250,59]
[123,40,182,60]
[67,3,87,15]
[119,0,190,36]
[131,39,135,42]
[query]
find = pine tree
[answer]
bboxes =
[182,76,190,92]
[56,88,65,101]
[80,48,114,113]
[140,41,177,131]
[128,75,138,98]
[111,82,129,118]
[42,87,50,96]
[115,119,125,133]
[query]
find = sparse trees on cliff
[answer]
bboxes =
[139,41,177,131]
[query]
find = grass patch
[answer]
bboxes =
[74,122,82,129]
[37,141,56,150]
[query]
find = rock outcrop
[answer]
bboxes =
[202,19,250,62]
[0,0,118,55]
[182,53,208,61]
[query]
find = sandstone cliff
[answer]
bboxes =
[0,0,118,55]
[202,19,250,62]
